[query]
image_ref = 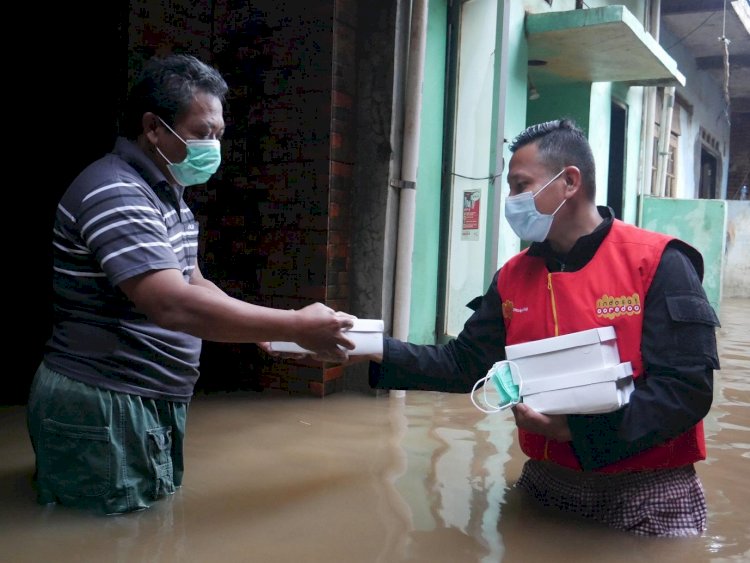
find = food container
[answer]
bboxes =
[504,326,634,414]
[269,319,384,355]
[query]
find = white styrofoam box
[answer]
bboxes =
[504,326,634,415]
[505,326,620,377]
[269,319,384,355]
[521,361,634,415]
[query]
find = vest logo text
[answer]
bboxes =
[596,293,642,319]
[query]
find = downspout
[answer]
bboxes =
[639,0,660,223]
[392,0,429,342]
[383,0,411,334]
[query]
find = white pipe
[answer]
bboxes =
[638,0,661,223]
[393,0,429,342]
[383,0,411,334]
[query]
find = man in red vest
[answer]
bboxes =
[366,119,720,536]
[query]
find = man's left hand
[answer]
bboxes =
[511,403,572,442]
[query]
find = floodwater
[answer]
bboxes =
[1,298,748,563]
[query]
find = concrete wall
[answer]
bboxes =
[724,201,750,298]
[350,0,397,329]
[641,196,727,314]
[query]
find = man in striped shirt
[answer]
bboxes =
[27,54,355,514]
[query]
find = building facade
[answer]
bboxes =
[18,0,749,404]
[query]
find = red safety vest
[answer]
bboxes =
[497,220,705,472]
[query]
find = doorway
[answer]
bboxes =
[699,148,718,199]
[8,4,128,405]
[607,103,626,219]
[437,0,498,341]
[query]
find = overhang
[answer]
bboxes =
[526,5,685,87]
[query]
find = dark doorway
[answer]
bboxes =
[607,103,626,219]
[7,5,128,405]
[699,148,718,199]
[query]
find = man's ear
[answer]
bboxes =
[563,166,582,195]
[142,112,161,144]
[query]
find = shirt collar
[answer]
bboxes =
[526,206,615,272]
[112,137,185,203]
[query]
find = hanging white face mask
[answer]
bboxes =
[470,360,523,414]
[504,169,566,242]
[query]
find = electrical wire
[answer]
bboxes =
[447,171,503,182]
[665,11,716,51]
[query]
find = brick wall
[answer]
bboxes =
[128,0,357,396]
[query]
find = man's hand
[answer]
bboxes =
[511,403,572,442]
[291,304,356,362]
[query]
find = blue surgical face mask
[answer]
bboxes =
[504,169,566,242]
[156,117,221,186]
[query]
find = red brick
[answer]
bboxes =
[323,365,345,382]
[330,161,353,178]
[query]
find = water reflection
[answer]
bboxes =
[0,298,747,563]
[381,392,511,561]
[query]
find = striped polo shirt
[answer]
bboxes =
[44,137,202,402]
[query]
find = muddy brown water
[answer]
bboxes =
[1,298,748,562]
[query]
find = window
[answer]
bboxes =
[650,89,681,197]
[651,128,678,197]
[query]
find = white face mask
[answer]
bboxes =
[504,169,566,242]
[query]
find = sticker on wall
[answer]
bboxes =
[462,190,481,241]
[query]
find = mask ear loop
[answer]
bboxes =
[470,374,501,413]
[470,360,523,414]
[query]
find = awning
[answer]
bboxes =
[525,5,685,87]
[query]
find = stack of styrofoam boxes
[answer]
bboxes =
[269,319,384,355]
[505,326,634,415]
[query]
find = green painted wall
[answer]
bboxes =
[409,0,448,343]
[641,196,727,314]
[526,82,592,134]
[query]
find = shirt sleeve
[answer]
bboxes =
[69,176,181,287]
[568,244,720,470]
[369,271,507,393]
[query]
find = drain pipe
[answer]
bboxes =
[392,0,429,343]
[639,0,660,222]
[383,0,411,335]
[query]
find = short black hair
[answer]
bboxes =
[122,54,228,139]
[510,119,596,201]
